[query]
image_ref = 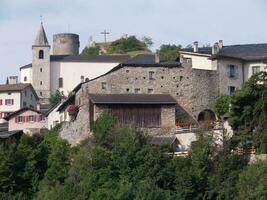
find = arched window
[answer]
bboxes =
[24,76,27,82]
[39,50,44,59]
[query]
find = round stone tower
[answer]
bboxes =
[53,33,80,55]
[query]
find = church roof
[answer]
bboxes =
[33,23,49,46]
[50,54,131,62]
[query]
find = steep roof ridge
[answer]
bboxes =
[33,22,49,46]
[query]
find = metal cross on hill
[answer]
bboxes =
[100,29,110,43]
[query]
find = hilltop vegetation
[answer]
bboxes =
[1,108,267,199]
[0,74,266,199]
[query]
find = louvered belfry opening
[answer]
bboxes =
[110,104,161,128]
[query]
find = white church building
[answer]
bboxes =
[20,23,131,104]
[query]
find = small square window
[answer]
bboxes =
[18,116,23,123]
[40,68,42,72]
[126,88,130,92]
[29,115,34,122]
[8,92,11,95]
[252,66,260,75]
[134,88,140,94]
[126,70,129,73]
[40,81,42,85]
[228,86,236,95]
[149,71,155,79]
[101,82,107,89]
[180,76,183,81]
[148,89,153,94]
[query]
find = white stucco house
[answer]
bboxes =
[180,41,267,95]
[0,83,38,121]
[19,23,131,105]
[4,107,47,135]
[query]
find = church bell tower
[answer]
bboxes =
[32,22,51,104]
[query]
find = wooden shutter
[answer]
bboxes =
[5,99,7,105]
[0,99,2,105]
[15,117,18,123]
[11,99,14,105]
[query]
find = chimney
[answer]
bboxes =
[219,40,223,49]
[6,76,18,84]
[212,42,219,54]
[193,41,198,52]
[155,50,160,63]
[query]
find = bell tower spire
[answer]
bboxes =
[33,21,49,46]
[32,21,51,104]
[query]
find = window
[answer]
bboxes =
[0,99,2,105]
[59,77,63,88]
[81,75,84,82]
[126,88,130,92]
[18,116,24,123]
[40,92,42,96]
[148,89,154,94]
[180,76,183,81]
[252,66,260,75]
[40,68,42,72]
[149,71,155,79]
[23,102,26,107]
[228,86,236,95]
[30,94,33,100]
[5,99,14,105]
[24,91,27,96]
[85,78,89,82]
[39,50,44,59]
[134,88,140,94]
[29,115,34,122]
[8,93,11,95]
[228,64,238,78]
[41,115,45,121]
[101,82,107,89]
[24,76,27,82]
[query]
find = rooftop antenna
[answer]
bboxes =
[68,23,70,33]
[40,15,43,24]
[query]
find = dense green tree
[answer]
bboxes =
[237,161,267,200]
[229,72,267,152]
[158,44,182,61]
[107,36,149,54]
[49,90,64,107]
[141,36,153,48]
[81,46,101,55]
[215,95,231,117]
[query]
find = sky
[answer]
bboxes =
[0,0,267,83]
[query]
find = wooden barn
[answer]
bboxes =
[88,94,177,134]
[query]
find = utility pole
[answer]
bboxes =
[100,29,110,43]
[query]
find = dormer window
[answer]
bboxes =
[24,76,27,82]
[39,50,44,59]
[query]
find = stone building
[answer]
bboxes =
[58,57,219,145]
[180,41,267,95]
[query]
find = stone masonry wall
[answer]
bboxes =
[61,60,219,145]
